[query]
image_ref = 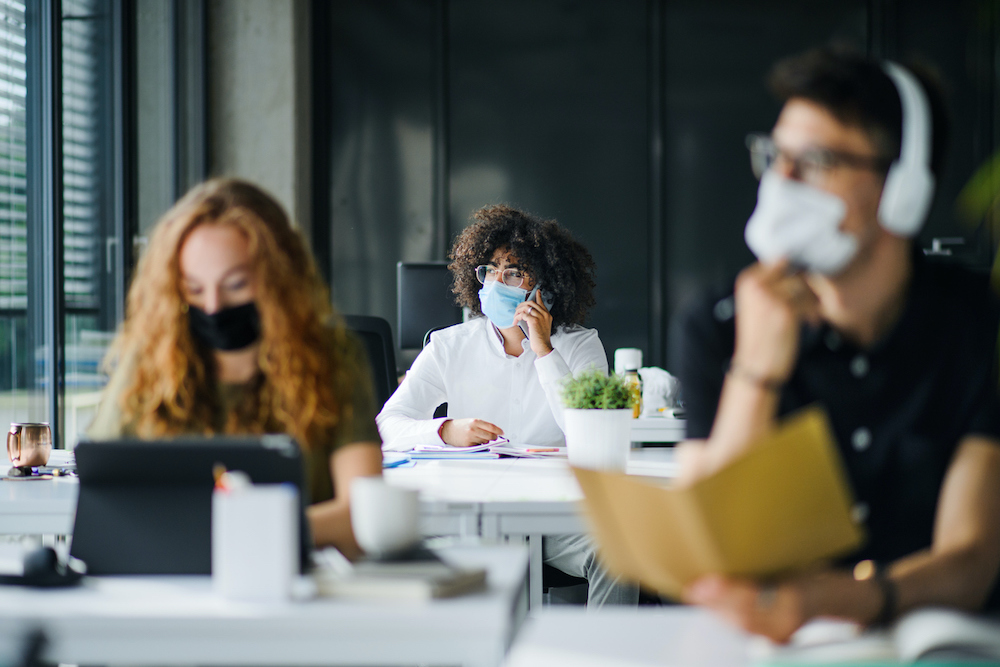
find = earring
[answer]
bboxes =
[180,302,189,314]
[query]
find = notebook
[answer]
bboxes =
[762,608,1000,664]
[313,545,487,600]
[71,436,311,575]
[574,406,864,599]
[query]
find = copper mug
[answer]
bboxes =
[7,423,52,468]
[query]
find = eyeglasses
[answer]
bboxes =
[475,264,527,288]
[745,133,892,185]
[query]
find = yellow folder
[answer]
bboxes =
[573,406,865,599]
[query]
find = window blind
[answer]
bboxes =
[0,0,101,312]
[0,0,26,311]
[62,0,101,310]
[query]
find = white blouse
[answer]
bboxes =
[376,317,608,450]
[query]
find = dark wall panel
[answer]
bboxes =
[316,0,1000,375]
[662,1,869,322]
[448,1,649,363]
[895,0,997,267]
[321,1,435,337]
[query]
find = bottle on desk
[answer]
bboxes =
[624,368,642,419]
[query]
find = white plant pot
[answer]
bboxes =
[563,408,632,471]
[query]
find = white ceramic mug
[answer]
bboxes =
[350,476,420,558]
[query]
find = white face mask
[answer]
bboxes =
[744,170,858,276]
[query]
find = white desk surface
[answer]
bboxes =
[0,449,677,537]
[0,545,528,667]
[631,417,686,443]
[385,449,677,505]
[0,469,78,535]
[385,449,677,538]
[504,607,754,667]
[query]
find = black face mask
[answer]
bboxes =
[187,302,261,351]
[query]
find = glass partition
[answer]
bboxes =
[62,0,119,447]
[0,0,36,432]
[0,0,128,449]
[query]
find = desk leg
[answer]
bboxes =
[481,513,500,543]
[459,511,479,539]
[527,533,543,610]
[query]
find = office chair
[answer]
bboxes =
[342,315,397,410]
[397,262,462,349]
[421,326,450,420]
[422,325,452,349]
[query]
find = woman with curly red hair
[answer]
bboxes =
[88,179,382,558]
[377,204,637,607]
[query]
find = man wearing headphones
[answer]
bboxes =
[676,46,1000,641]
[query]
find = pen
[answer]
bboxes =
[526,447,559,453]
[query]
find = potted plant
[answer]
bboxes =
[560,368,635,471]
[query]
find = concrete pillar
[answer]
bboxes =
[206,0,312,237]
[136,0,174,235]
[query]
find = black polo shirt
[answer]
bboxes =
[677,256,1000,609]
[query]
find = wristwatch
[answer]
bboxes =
[854,559,897,627]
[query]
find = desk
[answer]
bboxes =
[385,450,677,608]
[0,472,77,536]
[631,416,686,443]
[0,480,80,535]
[0,450,675,532]
[504,607,753,667]
[0,545,528,667]
[505,608,1000,666]
[1,450,678,609]
[0,450,78,536]
[0,439,679,538]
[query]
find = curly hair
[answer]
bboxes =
[448,205,596,328]
[108,178,357,452]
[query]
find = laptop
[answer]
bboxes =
[71,435,311,575]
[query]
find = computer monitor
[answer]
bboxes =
[70,436,311,575]
[397,261,463,349]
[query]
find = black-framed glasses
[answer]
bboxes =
[746,133,892,184]
[475,264,527,288]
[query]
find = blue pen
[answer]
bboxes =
[382,457,411,469]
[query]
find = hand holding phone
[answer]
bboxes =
[514,287,555,357]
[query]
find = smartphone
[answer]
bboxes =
[517,286,556,337]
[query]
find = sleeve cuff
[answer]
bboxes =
[380,417,451,451]
[430,417,450,443]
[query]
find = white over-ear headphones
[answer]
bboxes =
[877,62,935,237]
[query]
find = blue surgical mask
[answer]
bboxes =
[478,279,529,329]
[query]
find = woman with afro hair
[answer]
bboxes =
[377,204,638,607]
